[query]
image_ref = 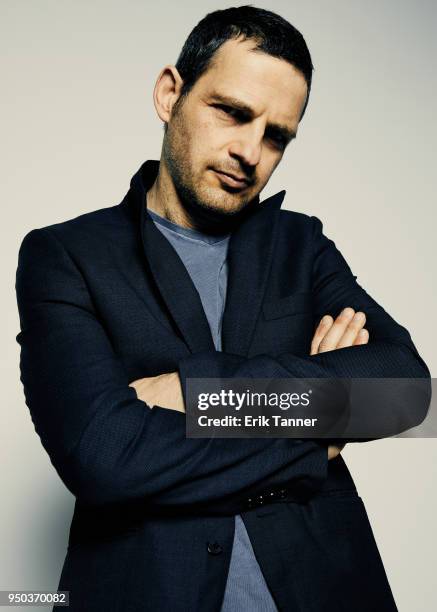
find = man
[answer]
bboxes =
[15,6,429,612]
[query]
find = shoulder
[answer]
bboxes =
[277,207,324,236]
[18,201,130,255]
[34,201,125,236]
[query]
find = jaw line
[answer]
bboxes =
[176,183,260,234]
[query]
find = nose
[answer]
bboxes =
[228,125,263,168]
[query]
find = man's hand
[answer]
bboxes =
[311,307,369,355]
[311,307,369,459]
[129,308,369,441]
[129,371,185,413]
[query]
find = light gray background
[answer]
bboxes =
[2,1,436,610]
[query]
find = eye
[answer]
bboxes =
[265,129,290,151]
[267,134,287,151]
[213,104,244,121]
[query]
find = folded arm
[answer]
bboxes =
[15,227,329,513]
[177,217,431,436]
[130,306,370,458]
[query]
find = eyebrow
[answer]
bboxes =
[210,93,297,143]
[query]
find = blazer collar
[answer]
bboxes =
[121,159,286,356]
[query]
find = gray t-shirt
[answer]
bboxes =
[149,208,278,612]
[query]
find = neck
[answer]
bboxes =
[147,161,197,229]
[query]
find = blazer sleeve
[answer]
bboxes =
[178,216,431,438]
[15,227,328,512]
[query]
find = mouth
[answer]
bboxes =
[212,169,251,190]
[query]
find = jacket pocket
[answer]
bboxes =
[262,292,313,320]
[306,489,367,535]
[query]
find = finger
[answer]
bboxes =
[353,328,369,345]
[318,307,355,353]
[328,445,343,460]
[336,311,366,348]
[310,315,333,355]
[328,443,346,459]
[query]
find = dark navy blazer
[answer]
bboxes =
[15,160,430,611]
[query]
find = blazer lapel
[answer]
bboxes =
[142,212,217,354]
[122,160,285,357]
[221,190,285,356]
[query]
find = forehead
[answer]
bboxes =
[193,37,308,126]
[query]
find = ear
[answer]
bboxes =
[153,65,184,124]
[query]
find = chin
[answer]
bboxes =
[202,193,251,217]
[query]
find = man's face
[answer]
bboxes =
[163,37,308,218]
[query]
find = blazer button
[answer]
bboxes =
[207,541,223,555]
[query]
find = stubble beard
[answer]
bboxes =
[162,112,260,230]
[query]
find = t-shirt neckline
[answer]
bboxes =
[147,208,232,246]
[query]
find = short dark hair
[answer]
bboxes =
[175,5,314,120]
